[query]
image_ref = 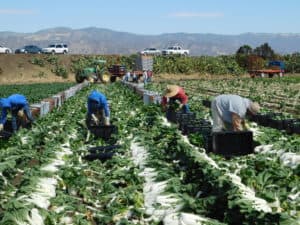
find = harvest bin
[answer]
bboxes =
[89,125,118,141]
[212,131,253,157]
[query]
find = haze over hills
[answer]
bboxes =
[0,27,300,56]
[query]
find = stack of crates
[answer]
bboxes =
[135,55,153,71]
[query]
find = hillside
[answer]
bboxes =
[1,27,300,56]
[0,54,76,84]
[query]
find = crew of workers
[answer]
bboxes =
[123,70,153,84]
[161,85,260,132]
[0,82,260,136]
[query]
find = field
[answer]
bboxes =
[0,73,299,224]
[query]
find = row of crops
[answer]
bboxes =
[147,77,300,116]
[0,81,299,224]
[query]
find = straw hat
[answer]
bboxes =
[248,102,260,114]
[164,85,180,98]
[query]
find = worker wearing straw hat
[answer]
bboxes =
[161,85,190,113]
[211,94,260,132]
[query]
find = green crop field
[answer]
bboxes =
[0,83,75,103]
[0,77,299,224]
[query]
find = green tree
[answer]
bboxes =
[253,43,275,60]
[236,45,253,69]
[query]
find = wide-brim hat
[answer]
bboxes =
[249,102,260,114]
[164,85,180,98]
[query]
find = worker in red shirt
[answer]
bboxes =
[161,85,190,113]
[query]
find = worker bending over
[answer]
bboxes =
[0,94,34,133]
[211,94,260,132]
[161,85,190,113]
[87,90,110,127]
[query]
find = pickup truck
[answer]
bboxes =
[42,43,68,54]
[161,45,189,56]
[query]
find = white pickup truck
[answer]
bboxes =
[161,45,189,56]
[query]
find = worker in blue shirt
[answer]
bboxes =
[0,94,34,133]
[87,90,110,127]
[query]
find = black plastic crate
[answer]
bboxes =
[179,119,210,131]
[166,109,178,123]
[283,119,299,129]
[203,134,212,152]
[286,121,300,134]
[184,124,212,135]
[202,99,211,108]
[176,112,196,122]
[268,119,285,130]
[255,113,273,126]
[212,131,253,157]
[89,125,118,141]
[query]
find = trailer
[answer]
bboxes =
[248,60,285,78]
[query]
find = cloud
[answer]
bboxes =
[0,9,37,15]
[168,12,223,18]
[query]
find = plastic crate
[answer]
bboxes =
[89,125,118,141]
[179,120,211,134]
[285,120,300,134]
[212,131,253,157]
[202,99,211,108]
[203,134,212,152]
[166,109,179,123]
[179,119,209,131]
[268,119,285,130]
[184,124,212,135]
[176,112,196,122]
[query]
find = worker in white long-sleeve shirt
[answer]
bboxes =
[211,94,260,132]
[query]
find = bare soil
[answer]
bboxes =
[0,54,76,84]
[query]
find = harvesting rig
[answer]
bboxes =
[75,60,126,83]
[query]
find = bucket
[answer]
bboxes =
[143,92,150,105]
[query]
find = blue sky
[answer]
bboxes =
[0,0,299,35]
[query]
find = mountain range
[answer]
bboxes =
[1,27,300,56]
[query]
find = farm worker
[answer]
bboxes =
[87,90,110,126]
[123,71,131,82]
[0,94,34,133]
[142,70,148,85]
[211,94,260,132]
[161,85,190,113]
[132,72,138,83]
[147,70,153,82]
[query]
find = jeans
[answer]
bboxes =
[11,104,34,132]
[211,100,233,132]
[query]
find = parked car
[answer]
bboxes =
[15,45,42,54]
[140,48,161,55]
[161,45,189,56]
[0,45,12,54]
[42,43,68,54]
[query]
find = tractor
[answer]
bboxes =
[75,60,126,83]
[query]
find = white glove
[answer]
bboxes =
[0,124,3,131]
[104,117,110,126]
[18,110,24,117]
[91,114,99,125]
